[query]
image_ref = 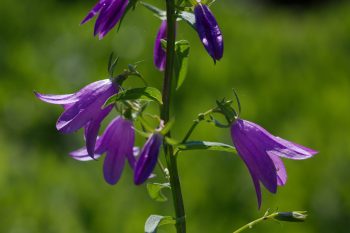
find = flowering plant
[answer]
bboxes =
[35,0,317,232]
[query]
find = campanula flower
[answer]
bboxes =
[81,0,129,39]
[230,119,317,207]
[194,2,223,62]
[70,116,135,185]
[134,133,163,185]
[35,79,118,157]
[154,21,167,71]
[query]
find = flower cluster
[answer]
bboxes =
[35,80,162,185]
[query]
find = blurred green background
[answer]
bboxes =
[0,0,349,232]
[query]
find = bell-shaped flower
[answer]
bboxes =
[134,133,163,185]
[70,116,135,185]
[35,79,118,157]
[81,0,129,39]
[194,2,224,62]
[230,119,317,208]
[154,21,167,71]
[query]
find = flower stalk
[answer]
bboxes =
[161,0,186,232]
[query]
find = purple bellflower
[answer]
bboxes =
[134,133,163,185]
[194,2,224,62]
[70,116,135,185]
[230,119,317,208]
[81,0,129,39]
[35,79,118,157]
[154,21,167,71]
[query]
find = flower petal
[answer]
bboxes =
[268,153,287,186]
[103,147,126,185]
[69,147,102,161]
[34,92,77,105]
[81,0,110,24]
[154,21,167,71]
[134,134,162,185]
[84,105,113,157]
[232,123,277,194]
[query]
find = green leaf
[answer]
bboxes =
[140,1,166,20]
[178,11,196,29]
[145,215,176,233]
[177,141,236,153]
[174,40,190,89]
[147,183,171,202]
[104,87,163,107]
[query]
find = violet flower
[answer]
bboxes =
[81,0,129,39]
[134,133,163,185]
[154,21,167,71]
[230,119,317,207]
[70,116,135,185]
[194,2,223,62]
[34,79,118,157]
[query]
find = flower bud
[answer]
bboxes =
[194,3,223,62]
[274,211,308,222]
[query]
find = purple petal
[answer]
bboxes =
[81,0,110,24]
[134,134,162,185]
[232,122,277,194]
[101,117,135,185]
[154,21,167,71]
[34,92,78,105]
[94,0,129,39]
[243,120,317,160]
[69,147,102,161]
[103,148,126,185]
[56,80,116,133]
[269,153,287,186]
[194,3,223,62]
[84,105,113,157]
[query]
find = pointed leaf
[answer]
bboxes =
[104,87,163,107]
[174,40,190,89]
[147,183,171,202]
[177,141,236,153]
[145,215,176,233]
[178,11,196,29]
[140,1,166,20]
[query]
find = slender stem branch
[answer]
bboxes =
[161,0,186,232]
[233,212,278,233]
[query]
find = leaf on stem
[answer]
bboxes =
[104,87,163,107]
[147,183,171,202]
[174,40,190,90]
[177,141,236,153]
[145,215,176,233]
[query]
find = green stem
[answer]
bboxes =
[232,212,278,233]
[161,0,186,232]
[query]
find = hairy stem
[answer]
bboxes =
[161,0,186,232]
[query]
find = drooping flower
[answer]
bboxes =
[230,119,317,208]
[134,133,163,185]
[81,0,129,39]
[194,2,224,62]
[154,21,167,71]
[70,116,135,185]
[35,79,118,157]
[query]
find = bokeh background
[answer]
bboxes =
[1,0,349,232]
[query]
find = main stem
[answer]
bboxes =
[161,0,186,233]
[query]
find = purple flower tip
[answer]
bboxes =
[81,0,129,39]
[154,21,168,71]
[230,119,317,208]
[35,79,118,157]
[194,3,224,62]
[134,133,163,185]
